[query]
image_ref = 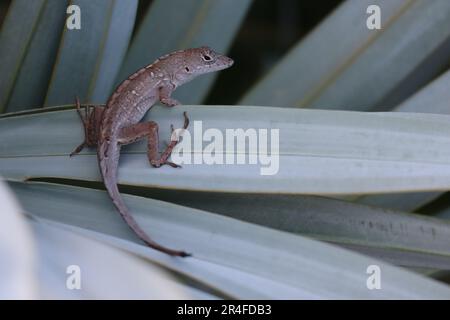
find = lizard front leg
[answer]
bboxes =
[118,112,189,168]
[159,85,180,107]
[70,98,104,156]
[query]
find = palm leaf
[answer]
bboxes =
[44,0,138,106]
[132,189,450,269]
[240,0,450,111]
[354,69,450,211]
[3,106,450,194]
[2,0,68,113]
[0,0,47,112]
[30,217,191,299]
[2,0,450,299]
[10,181,450,299]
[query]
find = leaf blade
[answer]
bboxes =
[0,0,47,112]
[10,181,450,299]
[136,189,450,269]
[5,0,68,113]
[240,0,450,111]
[3,106,450,194]
[44,0,138,106]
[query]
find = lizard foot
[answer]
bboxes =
[70,97,103,156]
[150,159,182,168]
[70,143,86,157]
[160,97,180,107]
[150,112,189,168]
[70,97,89,156]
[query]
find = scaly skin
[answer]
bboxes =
[72,47,233,257]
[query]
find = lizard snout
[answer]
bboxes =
[217,55,234,70]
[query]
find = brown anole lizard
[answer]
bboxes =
[70,47,233,257]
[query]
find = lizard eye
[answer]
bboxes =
[202,54,212,61]
[185,67,190,72]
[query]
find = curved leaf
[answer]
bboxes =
[5,0,67,113]
[30,218,190,299]
[44,0,138,106]
[0,0,46,112]
[2,106,450,194]
[240,0,450,111]
[355,69,450,210]
[136,189,450,269]
[9,181,450,299]
[0,180,37,299]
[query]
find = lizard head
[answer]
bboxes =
[170,46,234,86]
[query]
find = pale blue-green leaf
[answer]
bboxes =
[6,0,68,113]
[3,106,450,194]
[40,220,327,299]
[10,181,450,299]
[0,0,46,112]
[354,69,450,211]
[0,180,37,299]
[139,190,450,269]
[44,0,137,106]
[240,0,450,111]
[1,174,188,299]
[29,218,190,299]
[117,0,252,104]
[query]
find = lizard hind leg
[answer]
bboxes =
[118,112,189,168]
[70,99,104,157]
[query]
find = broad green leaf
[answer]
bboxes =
[5,0,68,113]
[0,0,46,112]
[44,0,138,106]
[240,0,450,111]
[135,189,450,269]
[117,0,252,104]
[9,181,450,299]
[3,106,450,194]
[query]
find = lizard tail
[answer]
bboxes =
[98,141,190,257]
